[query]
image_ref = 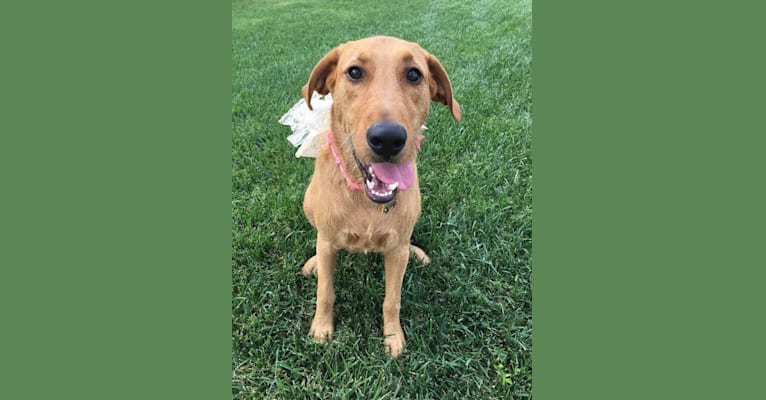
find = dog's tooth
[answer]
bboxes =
[366,180,374,190]
[387,182,399,191]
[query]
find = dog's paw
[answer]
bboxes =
[409,245,430,265]
[301,255,318,277]
[308,316,334,343]
[384,331,406,358]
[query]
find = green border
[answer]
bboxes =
[534,1,766,399]
[1,1,230,398]
[4,0,766,398]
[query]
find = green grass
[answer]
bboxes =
[232,0,532,398]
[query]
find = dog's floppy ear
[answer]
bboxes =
[302,47,340,110]
[426,54,461,122]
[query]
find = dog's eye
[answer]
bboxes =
[346,66,364,81]
[406,68,423,83]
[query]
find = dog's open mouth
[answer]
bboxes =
[352,150,414,204]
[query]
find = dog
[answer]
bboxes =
[299,36,461,358]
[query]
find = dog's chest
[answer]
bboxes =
[335,221,400,253]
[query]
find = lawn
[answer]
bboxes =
[232,0,532,398]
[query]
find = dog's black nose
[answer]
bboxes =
[366,122,407,158]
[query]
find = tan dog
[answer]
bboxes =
[300,36,461,358]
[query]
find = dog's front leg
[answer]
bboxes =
[308,236,337,343]
[382,245,409,358]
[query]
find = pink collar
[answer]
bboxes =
[327,131,362,191]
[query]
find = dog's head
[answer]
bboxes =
[302,36,461,204]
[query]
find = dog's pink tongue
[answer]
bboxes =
[371,161,414,190]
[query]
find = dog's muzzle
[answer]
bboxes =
[352,148,415,204]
